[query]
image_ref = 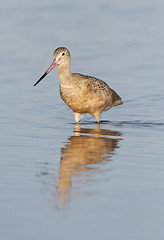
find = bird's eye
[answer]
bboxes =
[62,52,65,56]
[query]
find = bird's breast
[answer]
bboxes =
[59,84,111,114]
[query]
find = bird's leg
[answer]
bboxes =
[93,113,101,124]
[73,112,83,123]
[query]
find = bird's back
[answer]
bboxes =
[73,73,123,107]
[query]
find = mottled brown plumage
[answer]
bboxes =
[34,47,123,123]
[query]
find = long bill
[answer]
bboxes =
[33,59,57,86]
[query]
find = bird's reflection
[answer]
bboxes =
[56,124,122,208]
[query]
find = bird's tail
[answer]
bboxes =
[113,99,123,107]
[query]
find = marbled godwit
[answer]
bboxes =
[34,47,123,123]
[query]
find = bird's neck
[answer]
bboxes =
[57,62,71,85]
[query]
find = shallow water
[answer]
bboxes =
[1,0,164,239]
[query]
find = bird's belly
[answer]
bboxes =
[60,86,111,114]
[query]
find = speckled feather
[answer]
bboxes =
[59,70,122,120]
